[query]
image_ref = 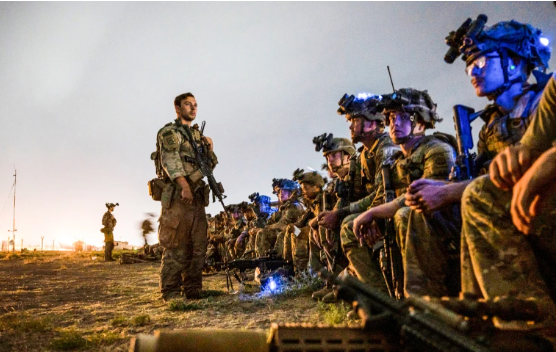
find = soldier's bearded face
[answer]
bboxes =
[469,55,505,97]
[175,96,197,121]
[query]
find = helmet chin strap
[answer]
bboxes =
[486,49,526,101]
[392,115,420,145]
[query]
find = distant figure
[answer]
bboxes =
[101,203,118,262]
[141,213,155,254]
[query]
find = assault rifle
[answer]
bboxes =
[449,105,482,181]
[217,251,293,292]
[131,272,552,352]
[176,120,228,211]
[380,160,404,299]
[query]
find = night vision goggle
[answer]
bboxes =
[312,133,334,153]
[444,14,488,64]
[337,93,382,115]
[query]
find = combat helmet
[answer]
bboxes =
[105,202,119,209]
[271,178,288,194]
[277,179,299,191]
[292,168,325,188]
[445,15,551,96]
[337,93,384,122]
[313,133,356,157]
[381,88,442,130]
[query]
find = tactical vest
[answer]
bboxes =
[477,86,543,163]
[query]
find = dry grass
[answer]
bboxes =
[0,251,332,351]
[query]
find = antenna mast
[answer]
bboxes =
[12,169,16,253]
[387,66,396,92]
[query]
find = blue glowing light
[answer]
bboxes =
[269,277,277,291]
[355,92,381,101]
[540,38,549,46]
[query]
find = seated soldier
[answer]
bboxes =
[460,72,556,336]
[318,94,399,293]
[255,179,304,257]
[395,19,551,297]
[284,169,326,274]
[235,202,264,259]
[224,204,245,260]
[352,88,456,297]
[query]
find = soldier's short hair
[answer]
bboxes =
[174,92,195,107]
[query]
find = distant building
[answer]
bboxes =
[114,241,132,250]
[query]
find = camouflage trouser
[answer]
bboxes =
[234,231,249,259]
[255,227,280,257]
[273,231,286,258]
[159,197,207,298]
[340,213,387,292]
[283,226,310,273]
[461,175,556,329]
[244,230,259,258]
[394,205,461,298]
[226,238,238,259]
[104,234,114,262]
[308,228,325,274]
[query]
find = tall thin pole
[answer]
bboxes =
[41,236,44,251]
[12,169,16,253]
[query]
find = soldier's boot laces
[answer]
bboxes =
[312,287,332,301]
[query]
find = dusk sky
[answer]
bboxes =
[1,2,554,248]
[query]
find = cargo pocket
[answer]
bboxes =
[158,216,181,249]
[204,184,211,207]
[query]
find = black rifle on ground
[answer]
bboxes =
[131,271,552,352]
[217,251,293,292]
[176,120,227,211]
[449,105,482,181]
[380,160,405,299]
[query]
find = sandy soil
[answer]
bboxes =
[0,251,331,351]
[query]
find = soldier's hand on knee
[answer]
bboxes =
[406,179,446,212]
[510,147,556,234]
[353,210,375,247]
[318,210,339,230]
[363,221,382,247]
[490,146,532,191]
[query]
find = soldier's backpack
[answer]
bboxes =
[148,122,173,201]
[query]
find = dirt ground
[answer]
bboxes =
[0,251,349,351]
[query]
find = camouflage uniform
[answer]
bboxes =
[255,200,303,257]
[390,135,458,297]
[339,133,399,290]
[102,211,117,262]
[237,214,266,259]
[461,72,556,330]
[157,120,217,300]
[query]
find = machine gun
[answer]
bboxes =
[131,271,552,352]
[379,160,405,300]
[449,105,483,181]
[217,251,293,292]
[176,120,228,211]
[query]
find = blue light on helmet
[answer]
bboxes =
[268,277,277,291]
[355,92,381,101]
[540,37,549,46]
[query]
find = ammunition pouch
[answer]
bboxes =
[204,184,211,207]
[148,178,166,201]
[161,183,175,209]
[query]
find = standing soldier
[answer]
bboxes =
[352,88,456,297]
[154,92,218,302]
[101,203,118,262]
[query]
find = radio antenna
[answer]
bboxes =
[387,66,396,92]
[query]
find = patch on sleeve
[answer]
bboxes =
[435,157,447,166]
[161,131,179,151]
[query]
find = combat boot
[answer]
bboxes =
[162,291,184,303]
[321,290,337,304]
[311,287,332,301]
[347,309,360,320]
